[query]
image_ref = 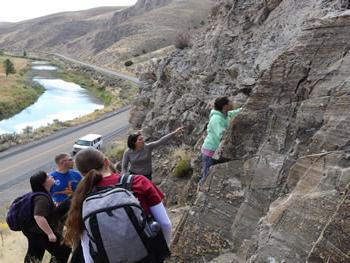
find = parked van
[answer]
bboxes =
[72,134,103,155]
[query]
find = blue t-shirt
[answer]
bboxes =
[50,169,81,203]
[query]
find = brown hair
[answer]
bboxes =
[54,153,69,165]
[64,149,105,246]
[127,131,141,150]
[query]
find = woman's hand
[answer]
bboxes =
[174,127,184,134]
[48,232,57,242]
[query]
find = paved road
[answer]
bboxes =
[54,53,141,84]
[0,108,130,207]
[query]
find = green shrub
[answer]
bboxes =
[100,90,113,106]
[172,149,192,178]
[172,159,191,178]
[124,60,134,67]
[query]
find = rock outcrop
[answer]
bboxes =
[130,0,350,262]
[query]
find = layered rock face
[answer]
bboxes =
[131,0,350,262]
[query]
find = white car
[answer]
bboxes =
[72,134,103,155]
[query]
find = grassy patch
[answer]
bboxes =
[172,148,192,178]
[105,140,127,163]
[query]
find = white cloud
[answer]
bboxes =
[0,0,137,22]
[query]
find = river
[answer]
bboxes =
[0,61,104,134]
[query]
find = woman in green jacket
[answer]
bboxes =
[200,96,241,186]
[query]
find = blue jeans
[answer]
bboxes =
[200,154,214,185]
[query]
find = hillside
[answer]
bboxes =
[129,0,350,262]
[0,0,212,69]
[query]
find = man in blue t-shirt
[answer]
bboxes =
[50,153,82,204]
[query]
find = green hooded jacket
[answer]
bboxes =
[202,108,241,152]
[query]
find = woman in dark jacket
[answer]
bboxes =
[23,171,71,263]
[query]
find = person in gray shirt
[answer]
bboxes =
[122,127,184,180]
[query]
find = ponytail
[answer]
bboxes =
[64,170,102,246]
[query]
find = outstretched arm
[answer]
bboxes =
[228,107,242,119]
[147,127,184,150]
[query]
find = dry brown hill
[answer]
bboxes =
[0,0,213,68]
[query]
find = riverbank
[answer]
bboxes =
[0,55,44,120]
[0,56,139,152]
[53,57,139,107]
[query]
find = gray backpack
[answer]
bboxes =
[82,174,157,263]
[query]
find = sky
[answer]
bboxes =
[0,0,138,22]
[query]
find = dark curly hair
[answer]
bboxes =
[214,96,230,111]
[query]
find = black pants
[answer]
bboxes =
[23,231,71,263]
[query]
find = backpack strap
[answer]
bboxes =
[89,214,109,263]
[118,173,134,192]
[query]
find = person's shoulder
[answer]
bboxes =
[143,144,152,151]
[124,148,132,154]
[210,109,224,118]
[33,193,51,204]
[209,112,223,124]
[99,173,120,186]
[69,169,81,176]
[50,170,61,178]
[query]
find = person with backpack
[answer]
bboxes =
[64,148,172,263]
[20,171,71,262]
[122,127,184,180]
[200,96,242,187]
